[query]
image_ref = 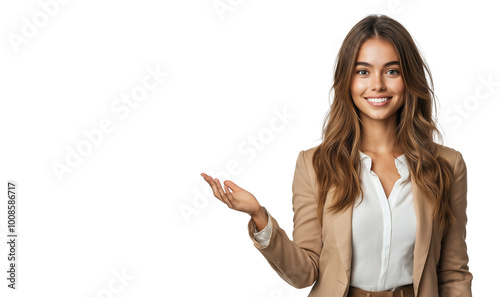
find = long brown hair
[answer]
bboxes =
[313,14,456,233]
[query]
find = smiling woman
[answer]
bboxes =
[351,37,405,118]
[201,14,472,297]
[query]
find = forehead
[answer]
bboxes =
[356,38,399,64]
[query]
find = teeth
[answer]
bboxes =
[366,97,390,103]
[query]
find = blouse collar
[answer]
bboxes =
[358,150,409,180]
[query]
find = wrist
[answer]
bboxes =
[250,206,268,232]
[250,206,265,219]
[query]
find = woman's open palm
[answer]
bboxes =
[200,173,261,216]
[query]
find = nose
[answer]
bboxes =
[370,73,386,91]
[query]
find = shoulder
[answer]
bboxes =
[299,144,321,170]
[302,144,320,159]
[292,145,320,185]
[435,144,466,170]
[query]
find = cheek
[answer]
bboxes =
[350,79,365,95]
[389,79,405,95]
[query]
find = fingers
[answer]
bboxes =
[214,178,233,208]
[200,173,233,208]
[223,180,238,203]
[224,184,236,205]
[225,180,240,192]
[200,173,224,202]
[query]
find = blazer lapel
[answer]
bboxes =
[331,202,353,283]
[328,178,434,292]
[411,177,434,295]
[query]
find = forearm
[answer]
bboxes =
[247,208,320,288]
[250,206,268,232]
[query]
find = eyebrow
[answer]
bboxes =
[354,61,400,67]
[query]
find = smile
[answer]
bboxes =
[364,97,392,106]
[364,97,392,102]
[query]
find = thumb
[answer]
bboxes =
[224,180,241,192]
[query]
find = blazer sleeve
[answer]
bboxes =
[437,150,473,296]
[247,150,322,289]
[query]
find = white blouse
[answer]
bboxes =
[252,150,417,292]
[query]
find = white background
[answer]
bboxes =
[0,0,498,296]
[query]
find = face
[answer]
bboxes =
[350,37,405,123]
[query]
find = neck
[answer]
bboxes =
[359,113,401,156]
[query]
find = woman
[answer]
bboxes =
[200,14,472,297]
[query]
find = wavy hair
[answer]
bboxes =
[312,14,456,233]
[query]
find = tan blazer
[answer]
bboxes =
[247,144,472,297]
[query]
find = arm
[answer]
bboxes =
[247,150,322,288]
[252,209,272,247]
[437,150,473,296]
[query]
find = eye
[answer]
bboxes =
[356,70,368,75]
[387,69,400,75]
